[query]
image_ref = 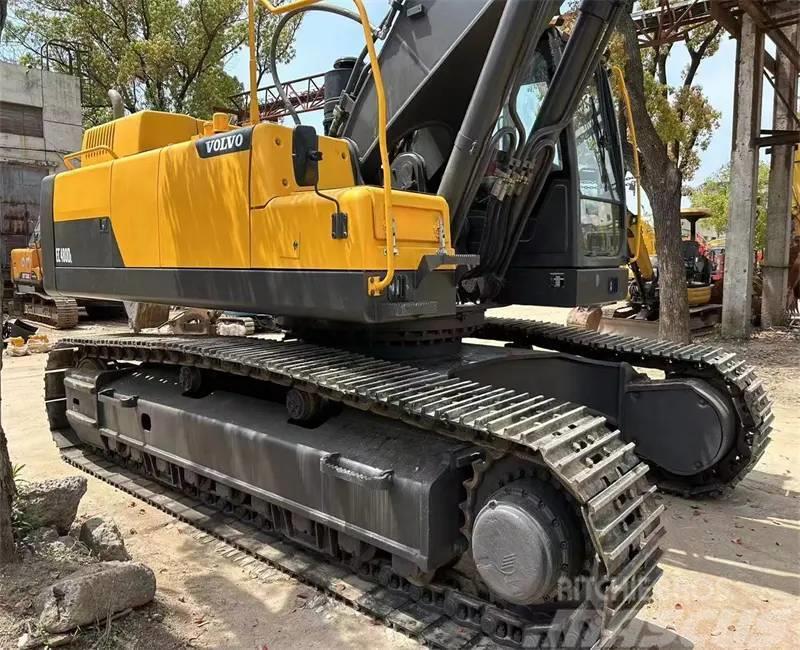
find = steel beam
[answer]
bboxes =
[761,24,799,327]
[739,0,800,70]
[721,13,763,338]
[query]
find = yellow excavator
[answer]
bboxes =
[580,207,722,337]
[10,234,79,328]
[37,1,772,647]
[10,227,124,329]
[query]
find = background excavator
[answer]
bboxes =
[10,225,124,329]
[570,208,723,337]
[36,1,772,647]
[10,229,80,328]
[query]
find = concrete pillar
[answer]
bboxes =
[721,14,763,339]
[761,25,799,327]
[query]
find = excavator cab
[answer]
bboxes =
[499,64,627,306]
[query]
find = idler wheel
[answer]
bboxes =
[472,479,578,605]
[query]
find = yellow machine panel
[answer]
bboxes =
[687,285,712,306]
[109,149,162,267]
[158,137,252,268]
[11,247,42,285]
[45,96,459,324]
[52,119,451,274]
[80,111,206,166]
[54,163,112,223]
[251,186,449,270]
[250,122,356,206]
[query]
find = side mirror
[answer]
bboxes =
[292,125,321,187]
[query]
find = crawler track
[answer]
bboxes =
[15,292,79,329]
[476,317,773,496]
[45,333,665,649]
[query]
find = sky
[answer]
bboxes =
[227,0,778,194]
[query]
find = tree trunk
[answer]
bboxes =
[0,249,17,562]
[617,13,690,343]
[650,174,691,342]
[0,426,15,563]
[0,0,7,40]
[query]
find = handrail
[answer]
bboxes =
[62,145,118,170]
[253,0,396,296]
[248,0,260,126]
[612,65,643,264]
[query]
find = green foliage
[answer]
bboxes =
[1,0,299,126]
[688,162,771,249]
[10,463,34,537]
[609,10,723,184]
[11,463,25,483]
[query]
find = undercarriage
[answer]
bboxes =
[13,290,79,329]
[475,318,773,496]
[41,314,773,647]
[45,323,672,649]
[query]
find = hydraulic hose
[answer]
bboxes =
[440,0,560,242]
[330,3,400,137]
[454,126,517,242]
[268,3,363,125]
[612,64,643,264]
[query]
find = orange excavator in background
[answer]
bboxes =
[10,229,79,328]
[10,226,124,328]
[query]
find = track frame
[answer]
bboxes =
[476,317,773,496]
[45,333,665,649]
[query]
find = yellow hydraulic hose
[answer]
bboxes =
[254,0,396,296]
[248,0,260,126]
[612,65,643,264]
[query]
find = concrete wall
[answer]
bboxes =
[0,62,83,170]
[1,62,83,281]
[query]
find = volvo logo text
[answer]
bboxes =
[196,128,252,158]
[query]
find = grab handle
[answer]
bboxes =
[320,453,393,490]
[63,145,118,170]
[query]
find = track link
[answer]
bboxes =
[476,317,773,496]
[45,334,665,648]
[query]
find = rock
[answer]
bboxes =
[18,477,87,534]
[36,561,156,634]
[79,517,130,561]
[68,520,83,538]
[55,535,84,550]
[17,633,39,649]
[24,527,60,547]
[47,536,90,557]
[18,633,73,649]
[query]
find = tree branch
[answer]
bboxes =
[683,24,721,89]
[617,13,671,174]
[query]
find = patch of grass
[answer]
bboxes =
[10,464,36,539]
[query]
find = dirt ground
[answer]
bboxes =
[1,307,798,649]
